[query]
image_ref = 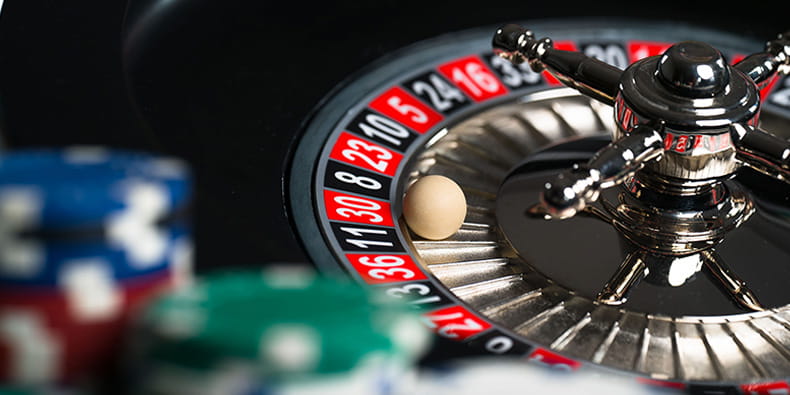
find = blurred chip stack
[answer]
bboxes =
[0,147,193,390]
[129,266,431,395]
[412,357,680,395]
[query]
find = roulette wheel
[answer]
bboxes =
[286,19,790,391]
[1,0,790,393]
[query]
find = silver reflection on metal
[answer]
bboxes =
[493,25,790,216]
[401,87,790,384]
[493,25,790,311]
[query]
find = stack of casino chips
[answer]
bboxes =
[128,266,431,395]
[0,147,192,389]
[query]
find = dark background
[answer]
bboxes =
[0,0,785,272]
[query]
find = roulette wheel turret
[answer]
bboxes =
[494,24,790,311]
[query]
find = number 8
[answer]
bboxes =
[334,171,382,190]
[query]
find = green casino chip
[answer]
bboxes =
[130,266,430,392]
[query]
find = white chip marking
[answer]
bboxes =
[107,181,170,268]
[169,237,194,288]
[62,146,110,164]
[261,324,321,372]
[60,259,122,322]
[146,158,189,179]
[152,286,207,339]
[0,311,61,384]
[154,306,206,339]
[388,316,431,359]
[261,265,316,289]
[0,187,44,278]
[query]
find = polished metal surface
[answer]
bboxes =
[539,124,664,219]
[401,87,790,383]
[493,25,621,105]
[498,145,777,314]
[736,30,790,87]
[604,177,755,255]
[493,26,790,320]
[492,25,790,257]
[656,41,731,98]
[733,123,790,181]
[618,55,759,129]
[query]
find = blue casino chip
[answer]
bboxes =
[0,147,192,286]
[0,147,190,230]
[0,224,191,286]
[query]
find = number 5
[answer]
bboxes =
[387,96,428,124]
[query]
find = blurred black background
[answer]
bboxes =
[0,0,785,272]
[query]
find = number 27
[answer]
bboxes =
[424,311,484,339]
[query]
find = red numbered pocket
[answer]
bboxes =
[323,190,393,227]
[329,132,403,177]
